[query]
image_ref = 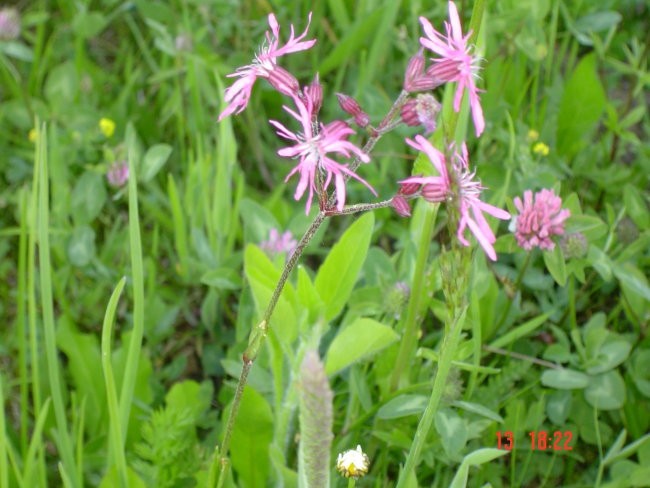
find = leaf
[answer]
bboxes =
[67,225,96,267]
[541,369,590,389]
[239,198,280,244]
[435,409,468,460]
[325,318,398,375]
[449,448,510,488]
[165,380,213,423]
[623,184,650,230]
[377,395,428,420]
[544,245,567,286]
[546,390,572,425]
[318,8,385,75]
[71,171,107,224]
[140,144,172,183]
[488,313,550,349]
[556,53,606,157]
[586,339,631,375]
[584,370,626,410]
[200,267,242,291]
[452,401,504,423]
[229,388,273,488]
[56,317,106,437]
[315,213,374,321]
[566,214,608,241]
[244,244,297,344]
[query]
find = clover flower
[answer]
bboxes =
[336,445,370,479]
[419,1,485,136]
[0,8,20,40]
[260,228,297,257]
[399,135,510,261]
[107,161,129,187]
[218,13,316,121]
[270,96,375,213]
[513,189,570,251]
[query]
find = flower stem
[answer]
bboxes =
[347,478,357,488]
[389,202,439,391]
[395,304,468,488]
[324,198,395,217]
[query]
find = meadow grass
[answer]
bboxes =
[1,1,649,487]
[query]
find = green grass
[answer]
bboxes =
[1,0,649,487]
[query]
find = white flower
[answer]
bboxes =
[336,445,370,478]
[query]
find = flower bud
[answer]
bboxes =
[267,66,300,97]
[303,74,323,115]
[426,58,460,83]
[337,445,370,479]
[336,93,370,127]
[400,94,441,134]
[398,180,421,196]
[403,49,442,92]
[560,232,588,259]
[391,195,411,217]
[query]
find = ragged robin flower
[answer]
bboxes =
[400,135,510,261]
[269,96,375,214]
[218,13,316,121]
[419,1,485,136]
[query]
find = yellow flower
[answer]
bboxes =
[99,117,116,138]
[28,128,38,143]
[533,142,550,156]
[336,445,370,478]
[527,129,539,142]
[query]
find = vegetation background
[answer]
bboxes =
[0,0,648,486]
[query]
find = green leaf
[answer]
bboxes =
[584,371,626,410]
[556,53,606,157]
[67,225,96,267]
[325,318,398,375]
[586,339,631,375]
[228,388,273,488]
[165,380,213,423]
[452,401,504,423]
[546,390,572,425]
[72,11,107,39]
[318,8,385,75]
[56,317,106,437]
[612,262,650,302]
[244,244,297,344]
[435,409,468,460]
[239,198,280,244]
[377,395,427,420]
[200,267,242,291]
[140,144,172,183]
[541,369,590,389]
[623,184,650,230]
[71,171,107,224]
[544,245,567,286]
[566,214,608,241]
[315,213,374,321]
[488,313,550,349]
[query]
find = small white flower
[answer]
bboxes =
[336,445,370,478]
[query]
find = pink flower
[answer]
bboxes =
[260,228,298,256]
[419,2,484,136]
[399,135,451,203]
[269,97,376,213]
[401,135,510,260]
[218,13,316,121]
[513,189,570,251]
[107,161,129,187]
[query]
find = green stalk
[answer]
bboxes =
[390,202,439,391]
[16,189,29,455]
[395,305,468,487]
[0,374,8,488]
[36,124,80,487]
[118,143,146,440]
[101,278,128,486]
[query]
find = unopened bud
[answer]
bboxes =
[426,58,460,83]
[400,94,441,134]
[304,74,323,115]
[267,66,300,97]
[398,180,421,196]
[336,93,370,127]
[403,49,442,92]
[560,232,588,259]
[616,217,639,245]
[391,195,411,217]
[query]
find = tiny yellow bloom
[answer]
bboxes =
[336,445,370,478]
[99,117,116,138]
[527,129,539,142]
[532,142,550,157]
[28,128,38,143]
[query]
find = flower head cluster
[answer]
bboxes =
[419,1,484,136]
[0,8,20,41]
[398,136,510,261]
[218,13,316,121]
[513,189,570,251]
[107,161,129,188]
[270,96,375,213]
[336,445,370,479]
